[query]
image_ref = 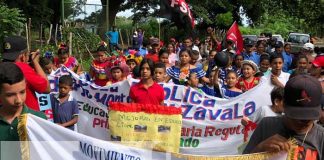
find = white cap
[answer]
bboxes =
[303,43,314,51]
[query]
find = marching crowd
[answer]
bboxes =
[0,26,324,159]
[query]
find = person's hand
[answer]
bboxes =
[271,74,282,86]
[255,134,290,153]
[30,50,40,64]
[241,116,251,126]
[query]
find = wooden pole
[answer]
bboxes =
[47,24,53,45]
[28,18,31,50]
[126,29,130,47]
[69,32,73,56]
[119,29,124,50]
[25,23,30,52]
[40,23,43,49]
[54,24,58,46]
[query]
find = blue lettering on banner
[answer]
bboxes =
[182,101,256,121]
[36,93,52,111]
[79,141,141,160]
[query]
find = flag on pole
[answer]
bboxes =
[160,0,195,29]
[226,21,243,54]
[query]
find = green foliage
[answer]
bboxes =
[0,5,25,37]
[214,12,233,28]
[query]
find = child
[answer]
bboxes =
[39,57,56,75]
[106,61,130,85]
[129,59,164,105]
[158,49,171,68]
[255,54,271,77]
[54,47,82,74]
[89,45,110,86]
[288,54,308,75]
[126,54,138,78]
[154,62,167,83]
[166,48,209,85]
[191,50,203,69]
[236,60,260,92]
[50,75,78,130]
[241,87,284,125]
[187,72,200,90]
[200,71,217,96]
[167,43,178,66]
[266,54,290,87]
[214,69,242,98]
[232,54,243,77]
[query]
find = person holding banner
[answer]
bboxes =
[0,62,47,141]
[243,75,324,159]
[129,59,164,105]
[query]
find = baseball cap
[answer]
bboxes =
[275,41,283,48]
[244,39,254,47]
[312,56,324,67]
[284,74,322,120]
[2,36,27,61]
[303,43,314,51]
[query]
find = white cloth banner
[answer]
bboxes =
[49,67,274,155]
[21,114,289,160]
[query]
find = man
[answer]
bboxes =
[242,39,260,65]
[0,62,47,141]
[105,25,119,51]
[243,74,324,159]
[2,36,50,111]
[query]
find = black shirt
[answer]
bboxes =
[243,116,324,160]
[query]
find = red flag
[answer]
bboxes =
[226,21,243,54]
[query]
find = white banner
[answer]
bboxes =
[18,114,289,160]
[49,67,273,155]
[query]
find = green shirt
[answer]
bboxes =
[0,105,47,141]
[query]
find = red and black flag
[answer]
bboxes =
[160,0,195,29]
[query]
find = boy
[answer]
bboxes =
[0,62,47,141]
[50,75,78,130]
[187,72,215,97]
[265,54,290,87]
[129,59,164,105]
[154,62,167,83]
[243,75,324,159]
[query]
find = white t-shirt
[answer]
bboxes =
[264,71,290,86]
[250,105,282,124]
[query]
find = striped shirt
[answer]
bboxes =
[166,66,206,85]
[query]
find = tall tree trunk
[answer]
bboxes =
[98,0,125,40]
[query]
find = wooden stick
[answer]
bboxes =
[119,29,124,50]
[28,18,31,51]
[126,29,130,47]
[47,24,53,45]
[54,24,58,46]
[25,23,30,52]
[40,23,43,49]
[69,32,73,56]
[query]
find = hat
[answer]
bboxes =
[2,36,27,61]
[150,38,160,45]
[284,74,322,120]
[275,41,283,48]
[106,61,130,79]
[244,39,254,47]
[312,56,324,67]
[303,43,314,51]
[242,60,259,72]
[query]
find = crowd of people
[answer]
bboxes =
[1,26,324,159]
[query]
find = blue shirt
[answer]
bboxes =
[50,94,79,130]
[105,31,119,44]
[199,85,216,97]
[242,51,260,65]
[166,66,206,85]
[282,51,292,72]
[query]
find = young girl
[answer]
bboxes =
[236,60,260,92]
[232,54,243,77]
[89,45,110,86]
[256,54,271,77]
[214,69,242,99]
[158,49,171,68]
[54,47,81,74]
[166,49,208,85]
[167,43,178,66]
[288,55,308,75]
[129,58,164,105]
[106,61,129,85]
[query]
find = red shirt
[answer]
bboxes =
[145,53,159,63]
[90,60,110,86]
[15,62,49,111]
[236,76,260,92]
[129,81,164,105]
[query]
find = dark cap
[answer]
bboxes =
[284,74,322,120]
[2,36,27,61]
[275,41,283,48]
[244,39,254,47]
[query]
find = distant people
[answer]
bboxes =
[243,75,324,160]
[0,62,47,141]
[242,39,260,65]
[105,26,119,51]
[129,59,164,105]
[2,36,50,111]
[50,75,78,130]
